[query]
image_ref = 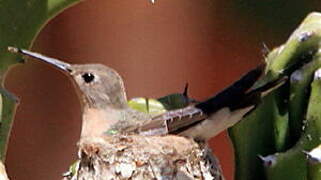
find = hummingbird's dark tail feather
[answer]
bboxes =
[138,65,286,137]
[195,64,266,114]
[229,76,287,111]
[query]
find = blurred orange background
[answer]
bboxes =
[4,0,321,179]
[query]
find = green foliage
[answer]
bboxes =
[128,86,193,115]
[0,0,83,161]
[128,97,166,115]
[229,12,321,180]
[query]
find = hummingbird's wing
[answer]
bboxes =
[137,65,286,139]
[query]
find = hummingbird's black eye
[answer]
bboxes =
[82,73,95,83]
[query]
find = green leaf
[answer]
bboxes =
[288,55,321,145]
[128,86,194,115]
[228,91,282,180]
[128,98,167,115]
[264,67,321,180]
[0,0,83,160]
[229,12,321,180]
[256,12,321,86]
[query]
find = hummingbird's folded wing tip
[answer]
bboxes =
[194,64,267,114]
[252,75,288,97]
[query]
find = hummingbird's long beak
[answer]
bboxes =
[8,47,72,73]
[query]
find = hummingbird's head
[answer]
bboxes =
[8,47,128,109]
[68,64,127,109]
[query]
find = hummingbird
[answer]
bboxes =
[135,64,285,141]
[8,47,285,141]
